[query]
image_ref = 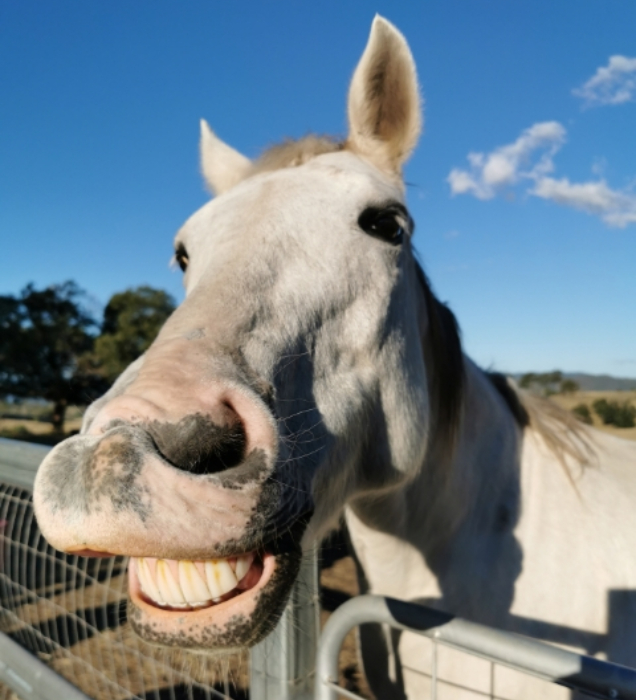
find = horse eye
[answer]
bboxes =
[175,244,189,272]
[358,207,407,245]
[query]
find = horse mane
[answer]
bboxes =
[409,262,593,474]
[486,371,596,472]
[414,263,465,460]
[249,135,344,176]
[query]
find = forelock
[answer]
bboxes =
[248,135,344,177]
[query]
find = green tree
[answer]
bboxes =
[0,282,106,432]
[519,373,537,389]
[519,371,564,396]
[593,398,636,428]
[560,379,579,394]
[571,403,592,425]
[93,286,175,383]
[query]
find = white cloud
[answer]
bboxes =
[447,121,566,199]
[448,122,636,228]
[573,55,636,106]
[531,177,636,228]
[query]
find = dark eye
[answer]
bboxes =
[174,243,189,272]
[358,205,409,245]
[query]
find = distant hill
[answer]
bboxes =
[563,373,636,391]
[512,372,636,391]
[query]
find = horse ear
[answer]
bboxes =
[347,16,422,174]
[200,120,252,195]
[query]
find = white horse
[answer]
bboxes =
[33,16,636,699]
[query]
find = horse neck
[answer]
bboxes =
[348,356,523,573]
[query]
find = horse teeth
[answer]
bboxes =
[133,555,250,608]
[204,559,238,599]
[156,559,186,604]
[235,554,254,582]
[137,558,164,604]
[178,561,211,603]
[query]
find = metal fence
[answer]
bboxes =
[315,594,636,699]
[4,437,636,700]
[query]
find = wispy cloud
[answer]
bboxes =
[531,177,636,228]
[447,122,565,200]
[573,55,636,106]
[448,122,636,228]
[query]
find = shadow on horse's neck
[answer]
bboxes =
[350,269,526,622]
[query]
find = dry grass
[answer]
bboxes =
[0,417,83,446]
[0,418,81,435]
[549,390,636,442]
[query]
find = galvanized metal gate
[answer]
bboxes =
[315,595,636,699]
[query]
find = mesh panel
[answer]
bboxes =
[0,483,248,700]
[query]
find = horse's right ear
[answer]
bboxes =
[347,16,422,175]
[200,120,252,195]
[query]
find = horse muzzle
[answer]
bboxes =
[32,385,308,649]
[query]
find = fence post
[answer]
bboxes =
[250,547,319,700]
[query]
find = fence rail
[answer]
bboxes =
[315,594,636,700]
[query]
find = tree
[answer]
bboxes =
[560,379,579,394]
[519,371,564,396]
[93,286,176,383]
[593,398,636,428]
[571,403,592,425]
[0,282,107,432]
[519,373,537,389]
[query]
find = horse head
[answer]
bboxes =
[33,17,458,651]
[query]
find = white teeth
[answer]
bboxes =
[235,554,254,582]
[137,558,163,604]
[156,560,186,604]
[205,559,238,599]
[178,561,211,603]
[134,555,252,609]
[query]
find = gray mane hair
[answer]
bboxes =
[410,263,595,477]
[414,263,465,461]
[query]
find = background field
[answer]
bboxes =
[550,390,636,442]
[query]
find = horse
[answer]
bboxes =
[33,16,636,700]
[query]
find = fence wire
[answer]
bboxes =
[0,482,247,700]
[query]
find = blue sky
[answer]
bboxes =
[1,1,635,377]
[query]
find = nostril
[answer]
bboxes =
[189,422,246,475]
[146,412,247,476]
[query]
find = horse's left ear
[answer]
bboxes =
[200,120,252,195]
[347,16,422,174]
